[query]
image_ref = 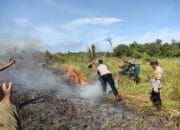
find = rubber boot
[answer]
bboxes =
[115,95,122,101]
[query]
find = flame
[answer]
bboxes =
[64,65,88,86]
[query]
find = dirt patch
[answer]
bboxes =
[13,87,172,130]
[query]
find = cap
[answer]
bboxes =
[98,59,103,64]
[149,60,158,65]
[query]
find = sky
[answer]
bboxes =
[0,0,180,52]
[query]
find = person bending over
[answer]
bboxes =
[97,59,122,101]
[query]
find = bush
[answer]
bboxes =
[133,52,143,59]
[113,39,180,58]
[113,44,131,57]
[143,57,152,62]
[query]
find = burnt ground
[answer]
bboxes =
[13,87,171,130]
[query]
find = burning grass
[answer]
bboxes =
[0,48,179,129]
[63,65,88,86]
[49,54,180,129]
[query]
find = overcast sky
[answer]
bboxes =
[0,0,180,52]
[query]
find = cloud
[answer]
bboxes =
[2,18,89,52]
[4,18,180,52]
[1,17,127,52]
[65,17,123,30]
[3,17,124,52]
[14,18,30,26]
[14,18,29,23]
[139,29,180,43]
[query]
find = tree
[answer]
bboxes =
[146,41,161,56]
[156,39,162,44]
[160,43,173,57]
[113,44,131,57]
[113,39,180,58]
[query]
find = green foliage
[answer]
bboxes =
[48,53,180,121]
[143,56,152,62]
[113,39,180,58]
[133,52,143,59]
[170,83,180,100]
[113,44,131,57]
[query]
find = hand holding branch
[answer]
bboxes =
[0,58,16,72]
[9,58,16,65]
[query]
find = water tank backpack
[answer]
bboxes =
[135,64,141,74]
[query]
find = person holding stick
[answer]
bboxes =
[0,82,20,130]
[0,58,20,130]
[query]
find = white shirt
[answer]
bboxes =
[151,66,163,92]
[97,64,111,76]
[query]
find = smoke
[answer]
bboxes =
[78,82,103,98]
[0,39,42,55]
[0,39,73,96]
[77,82,113,102]
[0,38,106,100]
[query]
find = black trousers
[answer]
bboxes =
[150,90,162,107]
[100,74,119,96]
[133,74,139,84]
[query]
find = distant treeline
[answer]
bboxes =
[113,39,180,58]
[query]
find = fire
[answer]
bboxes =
[64,65,88,86]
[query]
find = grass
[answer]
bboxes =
[50,54,180,127]
[113,58,180,119]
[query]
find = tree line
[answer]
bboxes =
[113,39,180,58]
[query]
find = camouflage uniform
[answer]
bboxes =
[0,103,20,130]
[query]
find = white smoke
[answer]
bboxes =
[78,82,103,98]
[0,38,107,100]
[0,39,72,96]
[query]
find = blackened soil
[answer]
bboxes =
[14,88,169,130]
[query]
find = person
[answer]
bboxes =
[0,58,16,72]
[129,60,141,84]
[87,59,93,70]
[149,60,163,110]
[120,60,141,84]
[0,82,20,130]
[42,61,49,71]
[97,59,122,101]
[119,59,131,75]
[0,58,20,130]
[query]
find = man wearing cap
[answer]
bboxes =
[97,59,122,101]
[149,60,163,109]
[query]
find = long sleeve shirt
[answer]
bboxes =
[150,66,163,93]
[0,103,20,130]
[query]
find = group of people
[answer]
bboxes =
[0,58,163,130]
[96,59,163,109]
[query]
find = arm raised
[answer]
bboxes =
[0,58,16,72]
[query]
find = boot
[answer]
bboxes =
[115,95,122,101]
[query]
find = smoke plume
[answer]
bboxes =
[0,38,104,100]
